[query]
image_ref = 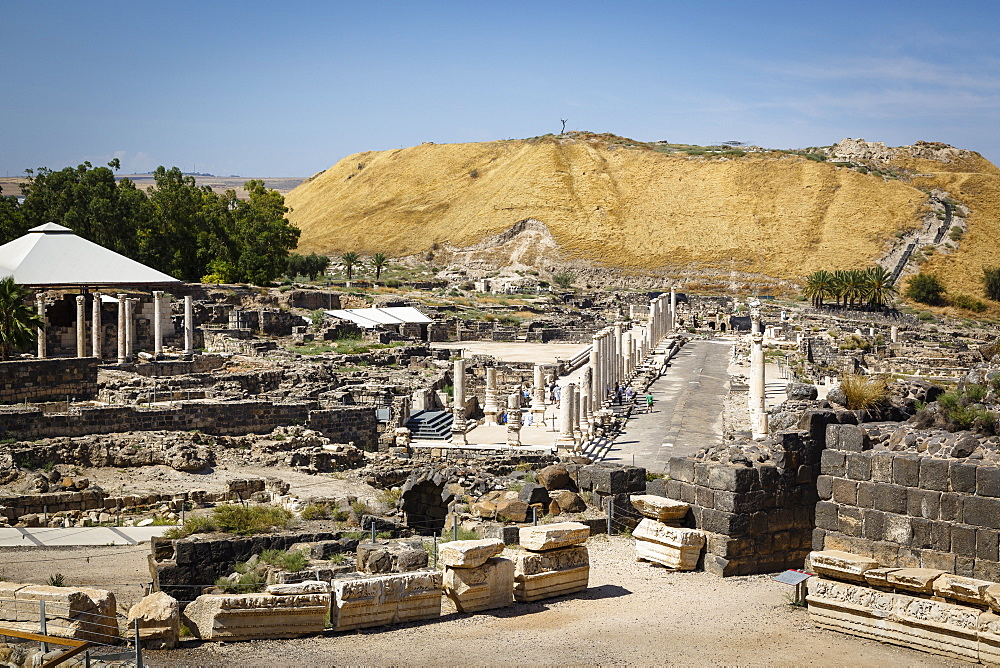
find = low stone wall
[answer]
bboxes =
[0,402,377,445]
[0,358,98,404]
[815,422,1000,580]
[129,355,227,377]
[0,488,188,525]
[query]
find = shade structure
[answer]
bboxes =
[324,306,432,329]
[0,223,180,288]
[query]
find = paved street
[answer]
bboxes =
[0,526,167,547]
[604,339,732,472]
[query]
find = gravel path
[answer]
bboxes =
[142,536,952,667]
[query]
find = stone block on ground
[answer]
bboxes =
[519,522,589,552]
[512,545,589,602]
[885,568,945,594]
[356,541,428,574]
[633,518,705,571]
[629,495,689,522]
[863,567,900,588]
[126,591,179,650]
[931,574,993,606]
[331,570,442,632]
[3,583,118,642]
[265,581,330,596]
[809,550,879,584]
[551,490,587,514]
[439,539,505,569]
[807,577,980,663]
[537,464,573,491]
[443,557,514,613]
[182,592,329,641]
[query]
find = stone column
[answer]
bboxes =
[451,358,467,445]
[506,392,522,447]
[483,367,500,426]
[184,295,194,354]
[153,291,164,356]
[670,286,677,331]
[613,323,623,387]
[117,294,127,364]
[573,386,584,445]
[557,382,576,451]
[749,310,766,438]
[91,293,103,360]
[75,295,87,357]
[579,369,592,434]
[890,326,898,343]
[35,295,46,359]
[125,297,136,363]
[530,364,546,427]
[622,329,632,379]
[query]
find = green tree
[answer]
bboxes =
[305,253,330,280]
[552,270,575,289]
[16,160,150,256]
[0,186,27,243]
[984,267,1000,301]
[863,266,897,309]
[905,272,946,305]
[370,252,389,281]
[224,180,300,285]
[0,278,41,360]
[803,270,834,308]
[340,251,360,281]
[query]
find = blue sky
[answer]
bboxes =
[2,0,998,177]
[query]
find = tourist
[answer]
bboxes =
[645,393,654,413]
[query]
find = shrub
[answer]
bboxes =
[950,294,988,312]
[985,267,1000,301]
[376,488,402,508]
[300,503,329,520]
[905,273,946,306]
[46,573,65,587]
[329,552,348,565]
[552,271,575,289]
[350,499,372,518]
[839,373,889,410]
[440,527,479,543]
[211,504,292,536]
[384,279,402,288]
[966,384,989,403]
[260,549,309,572]
[916,311,936,322]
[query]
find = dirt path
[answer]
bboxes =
[142,536,952,667]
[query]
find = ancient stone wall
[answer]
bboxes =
[0,358,98,404]
[151,530,348,602]
[0,402,377,445]
[815,423,1000,581]
[0,488,189,524]
[129,356,228,377]
[658,430,821,576]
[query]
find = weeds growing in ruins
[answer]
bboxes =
[299,503,330,520]
[46,573,65,587]
[214,570,265,594]
[376,488,402,509]
[439,527,479,542]
[329,552,348,565]
[839,373,890,410]
[162,504,292,538]
[936,386,998,434]
[260,549,309,572]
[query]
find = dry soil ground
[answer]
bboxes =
[2,537,958,667]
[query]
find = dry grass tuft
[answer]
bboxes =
[839,373,890,410]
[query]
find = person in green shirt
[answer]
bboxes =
[645,393,654,413]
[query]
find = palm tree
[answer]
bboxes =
[370,252,388,281]
[0,277,41,360]
[803,270,834,308]
[864,265,897,310]
[340,251,360,282]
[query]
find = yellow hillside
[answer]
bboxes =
[893,152,1000,298]
[287,135,994,287]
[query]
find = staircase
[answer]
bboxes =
[405,410,454,440]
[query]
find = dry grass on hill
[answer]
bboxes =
[286,135,998,295]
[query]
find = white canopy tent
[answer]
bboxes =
[0,223,180,288]
[324,306,432,329]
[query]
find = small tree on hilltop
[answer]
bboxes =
[984,267,1000,301]
[0,278,41,360]
[905,272,946,306]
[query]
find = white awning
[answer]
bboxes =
[324,306,432,328]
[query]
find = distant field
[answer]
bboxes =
[0,174,305,199]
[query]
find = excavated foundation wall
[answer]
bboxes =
[0,358,99,404]
[0,401,377,445]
